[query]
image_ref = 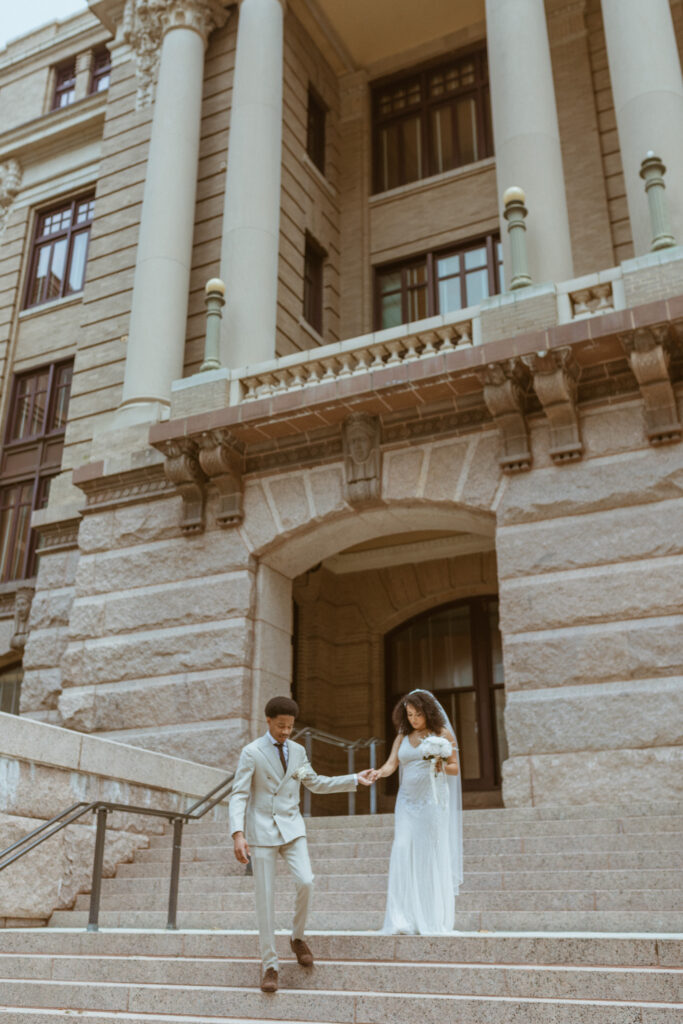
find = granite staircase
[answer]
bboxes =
[1,801,681,1022]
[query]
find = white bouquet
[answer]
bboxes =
[420,735,453,803]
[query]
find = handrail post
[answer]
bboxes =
[347,747,355,816]
[87,806,108,932]
[369,741,377,816]
[303,730,312,818]
[166,818,184,930]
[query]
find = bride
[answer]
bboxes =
[370,689,463,934]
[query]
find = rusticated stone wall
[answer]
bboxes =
[498,397,683,805]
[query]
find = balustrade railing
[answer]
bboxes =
[293,726,383,817]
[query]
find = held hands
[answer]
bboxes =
[357,769,376,787]
[232,832,251,865]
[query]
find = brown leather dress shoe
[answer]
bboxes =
[290,937,314,966]
[260,967,278,993]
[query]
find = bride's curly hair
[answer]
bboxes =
[392,690,445,735]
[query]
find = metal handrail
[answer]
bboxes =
[293,726,383,817]
[0,773,234,932]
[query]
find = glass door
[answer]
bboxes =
[385,596,506,792]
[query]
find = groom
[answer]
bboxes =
[229,695,374,992]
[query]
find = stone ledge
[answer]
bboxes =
[0,712,226,796]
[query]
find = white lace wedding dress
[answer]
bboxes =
[381,733,455,934]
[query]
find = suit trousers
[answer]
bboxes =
[251,837,314,971]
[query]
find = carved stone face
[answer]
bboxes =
[15,594,30,617]
[349,433,372,465]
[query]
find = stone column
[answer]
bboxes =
[74,50,94,101]
[117,0,227,427]
[485,0,574,285]
[220,0,285,369]
[601,0,683,254]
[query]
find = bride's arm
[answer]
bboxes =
[373,734,402,779]
[440,727,460,776]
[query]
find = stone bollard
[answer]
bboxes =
[639,152,676,251]
[200,278,226,372]
[503,186,532,290]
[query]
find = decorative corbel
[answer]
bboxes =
[10,585,35,650]
[477,360,532,472]
[620,326,681,445]
[342,413,382,505]
[158,438,207,533]
[197,428,244,527]
[0,158,22,238]
[522,347,583,463]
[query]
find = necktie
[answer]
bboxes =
[275,742,287,774]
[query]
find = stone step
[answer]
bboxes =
[77,887,683,915]
[1,953,681,1002]
[132,832,683,867]
[101,867,683,896]
[47,908,683,931]
[115,848,682,877]
[0,978,680,1024]
[3,928,681,968]
[271,803,683,825]
[183,815,683,843]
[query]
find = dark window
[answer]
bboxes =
[372,47,492,193]
[52,60,76,110]
[0,664,23,715]
[385,596,506,793]
[303,235,325,335]
[24,195,94,309]
[375,235,502,329]
[90,48,111,93]
[306,87,326,174]
[0,361,73,582]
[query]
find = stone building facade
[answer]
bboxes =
[0,0,681,812]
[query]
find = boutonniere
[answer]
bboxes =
[291,765,307,781]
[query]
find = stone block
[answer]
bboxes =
[35,549,80,589]
[0,813,148,921]
[19,628,69,669]
[423,440,470,502]
[19,669,62,712]
[503,745,683,806]
[580,402,649,458]
[503,615,683,691]
[500,558,683,634]
[100,718,249,768]
[255,564,291,632]
[458,432,502,511]
[505,677,683,756]
[499,446,683,525]
[58,668,249,733]
[61,618,252,687]
[384,449,425,500]
[232,480,279,552]
[308,467,346,519]
[496,499,683,579]
[28,591,74,631]
[266,474,312,532]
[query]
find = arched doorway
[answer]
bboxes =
[385,596,506,802]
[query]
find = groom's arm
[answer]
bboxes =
[229,746,255,838]
[297,755,358,794]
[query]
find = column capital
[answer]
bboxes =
[122,0,231,107]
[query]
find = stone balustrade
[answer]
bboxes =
[240,314,476,403]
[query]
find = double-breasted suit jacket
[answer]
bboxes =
[229,735,357,846]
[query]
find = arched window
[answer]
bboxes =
[385,596,506,793]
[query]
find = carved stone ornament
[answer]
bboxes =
[158,437,207,533]
[10,585,35,650]
[197,428,244,527]
[522,347,583,463]
[122,0,230,108]
[620,326,682,445]
[0,159,22,238]
[342,413,382,505]
[477,360,531,473]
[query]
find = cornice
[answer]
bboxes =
[0,92,107,165]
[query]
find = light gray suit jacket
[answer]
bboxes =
[229,735,357,846]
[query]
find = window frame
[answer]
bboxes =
[374,234,502,330]
[306,85,327,175]
[0,360,73,583]
[23,193,95,310]
[90,47,112,94]
[52,59,77,111]
[371,45,492,194]
[303,233,326,336]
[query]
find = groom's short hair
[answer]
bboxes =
[265,696,299,719]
